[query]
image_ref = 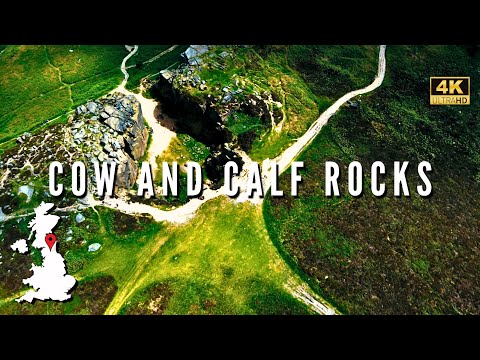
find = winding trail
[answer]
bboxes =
[277,46,386,174]
[120,45,138,87]
[94,45,387,223]
[237,45,387,203]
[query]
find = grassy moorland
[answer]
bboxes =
[0,45,126,151]
[251,45,378,160]
[264,45,480,314]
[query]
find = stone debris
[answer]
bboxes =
[88,243,101,252]
[75,213,85,223]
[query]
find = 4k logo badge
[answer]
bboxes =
[430,77,470,105]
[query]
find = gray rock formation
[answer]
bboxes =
[69,92,149,190]
[125,106,148,161]
[76,104,87,114]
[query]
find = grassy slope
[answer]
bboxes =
[0,45,126,152]
[99,198,312,315]
[264,45,480,314]
[0,44,187,153]
[253,45,379,161]
[0,197,312,315]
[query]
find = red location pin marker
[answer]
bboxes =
[45,233,57,251]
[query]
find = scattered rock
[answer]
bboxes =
[73,128,86,140]
[17,185,34,203]
[222,94,233,103]
[72,121,84,129]
[75,213,85,224]
[88,243,101,252]
[76,104,87,114]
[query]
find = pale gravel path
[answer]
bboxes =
[120,45,138,87]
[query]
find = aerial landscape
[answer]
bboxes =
[0,44,479,314]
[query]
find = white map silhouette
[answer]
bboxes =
[11,239,28,254]
[16,201,76,303]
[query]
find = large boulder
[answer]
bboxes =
[104,105,116,115]
[70,92,149,191]
[76,104,87,115]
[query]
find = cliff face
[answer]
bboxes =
[152,76,232,146]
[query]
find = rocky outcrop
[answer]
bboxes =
[70,92,148,189]
[0,92,148,215]
[150,50,283,185]
[151,52,282,153]
[125,104,148,161]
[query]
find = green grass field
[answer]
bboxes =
[0,45,126,151]
[0,197,314,315]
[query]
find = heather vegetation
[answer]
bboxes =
[264,45,480,314]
